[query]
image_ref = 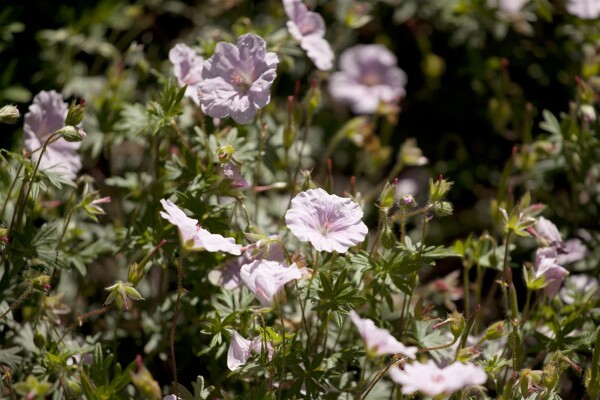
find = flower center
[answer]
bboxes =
[361,73,381,87]
[431,374,445,383]
[319,220,331,236]
[231,71,253,93]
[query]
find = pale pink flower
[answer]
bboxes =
[349,311,417,358]
[240,260,302,306]
[283,0,334,71]
[389,360,487,396]
[160,199,241,255]
[23,90,83,180]
[536,216,562,245]
[557,238,588,265]
[227,330,273,370]
[567,0,600,19]
[209,239,285,290]
[169,43,204,105]
[198,33,279,124]
[285,188,368,253]
[163,396,182,400]
[329,45,407,114]
[535,247,569,297]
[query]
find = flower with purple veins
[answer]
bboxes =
[159,199,241,255]
[169,43,204,105]
[567,0,600,19]
[285,188,368,253]
[198,33,279,124]
[24,90,83,180]
[284,0,334,71]
[388,360,487,397]
[328,45,407,114]
[349,311,417,358]
[239,260,302,306]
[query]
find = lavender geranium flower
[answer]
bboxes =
[209,238,285,290]
[198,33,279,124]
[169,43,204,105]
[535,247,569,297]
[160,199,241,255]
[23,90,83,180]
[329,45,407,114]
[567,0,600,19]
[536,216,562,245]
[227,330,273,370]
[349,311,417,358]
[389,360,487,397]
[557,238,588,265]
[285,188,368,253]
[284,0,334,71]
[239,260,302,306]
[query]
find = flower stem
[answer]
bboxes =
[278,309,286,400]
[360,356,404,400]
[170,251,186,397]
[0,285,34,321]
[0,162,24,222]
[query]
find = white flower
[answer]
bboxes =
[349,311,417,358]
[536,216,562,245]
[240,260,302,306]
[388,360,487,397]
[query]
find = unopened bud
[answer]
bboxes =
[57,126,86,142]
[216,145,235,163]
[0,105,19,124]
[380,221,396,250]
[399,194,416,208]
[379,181,396,209]
[482,320,505,341]
[65,99,86,126]
[305,79,321,116]
[429,176,453,203]
[301,170,316,191]
[433,201,453,216]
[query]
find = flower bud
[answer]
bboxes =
[33,330,46,349]
[398,194,417,208]
[429,176,453,203]
[65,99,86,126]
[57,125,86,142]
[104,281,144,310]
[131,355,161,400]
[305,79,321,116]
[449,310,465,339]
[216,145,235,163]
[482,320,505,341]
[301,170,316,191]
[0,105,19,124]
[31,275,51,291]
[379,181,396,209]
[380,221,396,250]
[433,201,453,216]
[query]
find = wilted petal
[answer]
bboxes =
[349,311,417,358]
